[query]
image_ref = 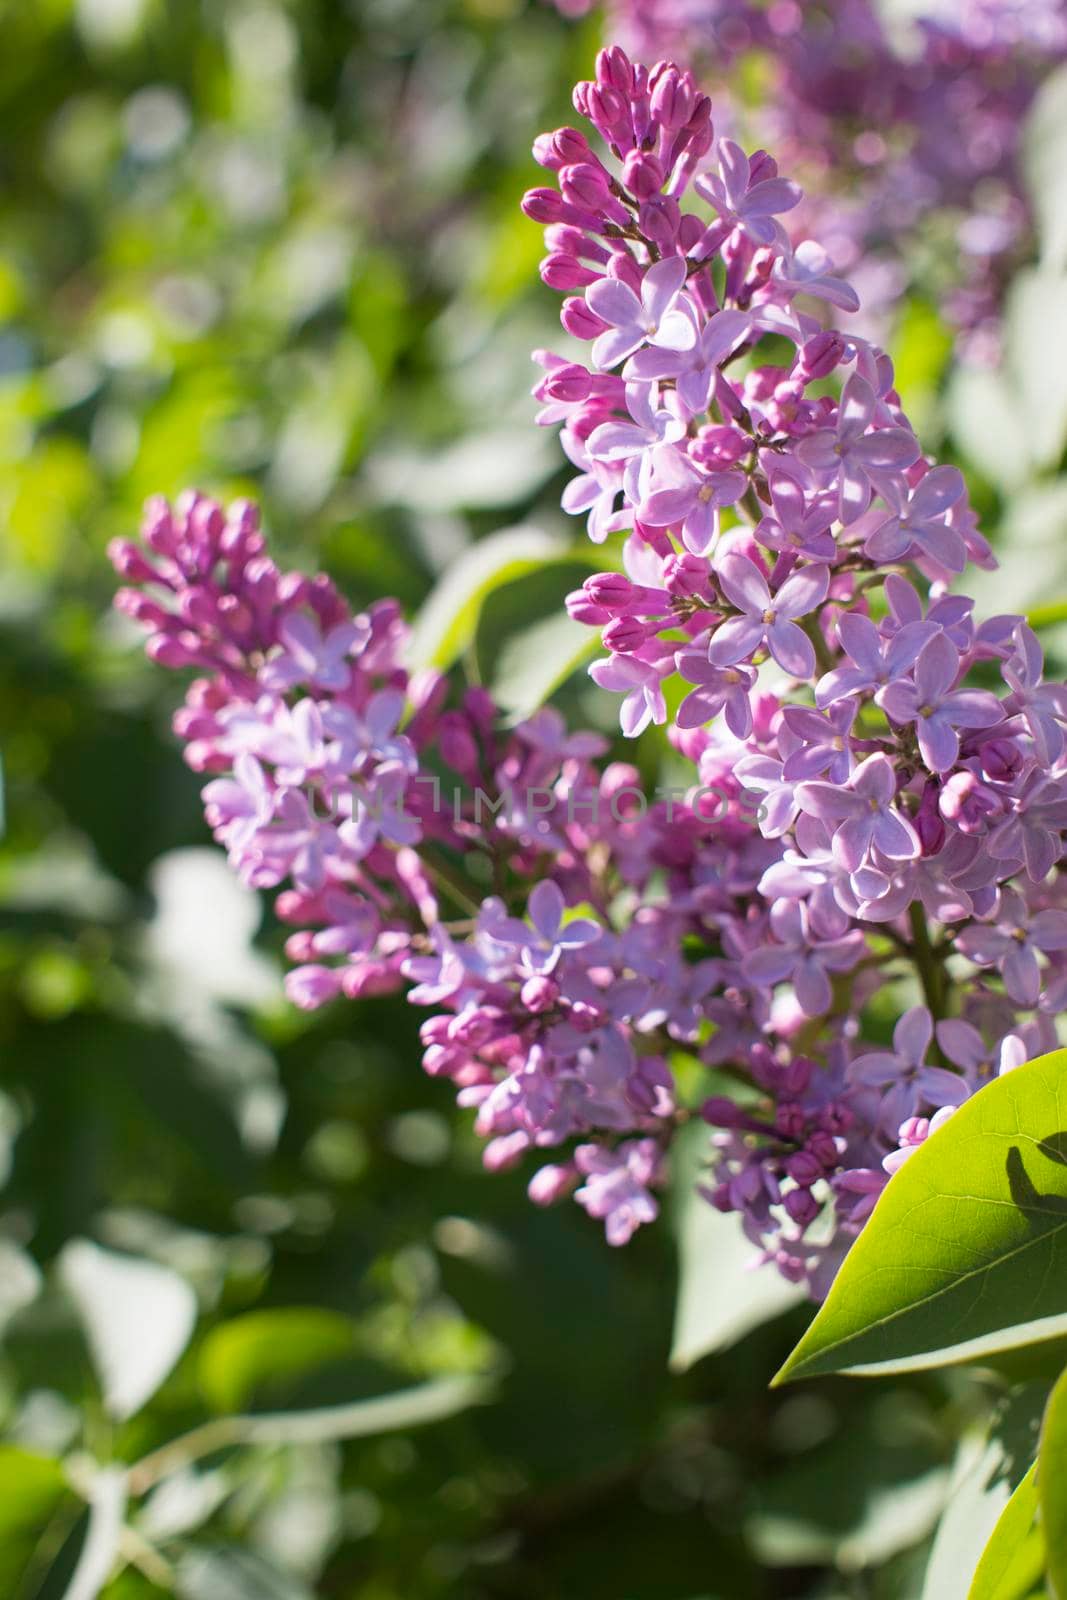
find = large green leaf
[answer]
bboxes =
[968,1463,1044,1600]
[0,1445,73,1594]
[406,525,597,674]
[774,1051,1067,1384]
[1040,1362,1067,1598]
[490,610,601,721]
[922,1385,1047,1600]
[670,1121,804,1370]
[198,1308,358,1412]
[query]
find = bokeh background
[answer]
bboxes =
[2,1,1066,1596]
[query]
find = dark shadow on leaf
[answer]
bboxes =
[1006,1143,1067,1216]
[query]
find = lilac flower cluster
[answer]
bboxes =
[548,0,1067,353]
[524,46,1067,1288]
[111,48,1067,1298]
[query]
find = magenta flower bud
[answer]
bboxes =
[528,1162,577,1206]
[596,45,635,98]
[784,1188,821,1226]
[284,931,316,962]
[545,362,593,402]
[437,711,480,779]
[663,552,711,599]
[147,632,204,669]
[707,1180,735,1213]
[915,779,948,854]
[484,1132,530,1172]
[107,538,159,582]
[521,974,559,1013]
[602,615,654,653]
[780,1056,812,1094]
[553,126,593,166]
[532,131,561,170]
[584,571,634,608]
[807,1131,840,1168]
[621,150,664,199]
[701,1095,747,1128]
[560,161,612,212]
[285,965,343,1010]
[649,64,693,131]
[567,588,610,625]
[775,1101,807,1140]
[981,737,1025,783]
[420,1015,452,1048]
[521,187,565,224]
[638,196,681,251]
[748,149,779,184]
[691,424,748,467]
[786,1150,822,1187]
[561,295,608,340]
[541,254,599,291]
[798,331,845,381]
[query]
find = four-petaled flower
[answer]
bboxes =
[586,257,696,370]
[878,631,1002,773]
[708,553,829,679]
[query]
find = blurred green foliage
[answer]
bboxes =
[1,1,1064,1596]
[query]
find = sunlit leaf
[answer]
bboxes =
[198,1308,358,1413]
[670,1122,804,1371]
[968,1463,1044,1600]
[774,1051,1067,1384]
[407,525,595,673]
[922,1384,1047,1600]
[0,1445,73,1594]
[60,1241,197,1421]
[490,610,600,720]
[1040,1362,1067,1598]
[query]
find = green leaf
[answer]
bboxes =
[489,610,600,721]
[198,1308,358,1412]
[1039,1362,1067,1598]
[774,1050,1067,1385]
[0,1445,72,1594]
[968,1463,1044,1600]
[1028,601,1067,632]
[1024,63,1067,273]
[59,1240,197,1421]
[922,1384,1047,1600]
[670,1121,804,1371]
[407,526,596,674]
[946,363,1031,492]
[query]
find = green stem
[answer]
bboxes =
[908,901,946,1022]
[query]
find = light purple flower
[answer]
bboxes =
[587,381,687,464]
[755,469,836,561]
[588,651,669,736]
[574,1139,661,1245]
[771,240,860,312]
[560,429,626,544]
[636,445,747,554]
[586,258,697,370]
[625,308,751,412]
[708,553,829,678]
[675,650,755,736]
[743,898,866,1016]
[694,139,801,246]
[863,465,967,574]
[878,631,1002,772]
[1003,623,1067,765]
[816,614,935,707]
[517,881,601,975]
[850,1006,969,1136]
[956,888,1067,1005]
[259,615,366,693]
[796,374,920,524]
[797,752,921,877]
[780,701,856,784]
